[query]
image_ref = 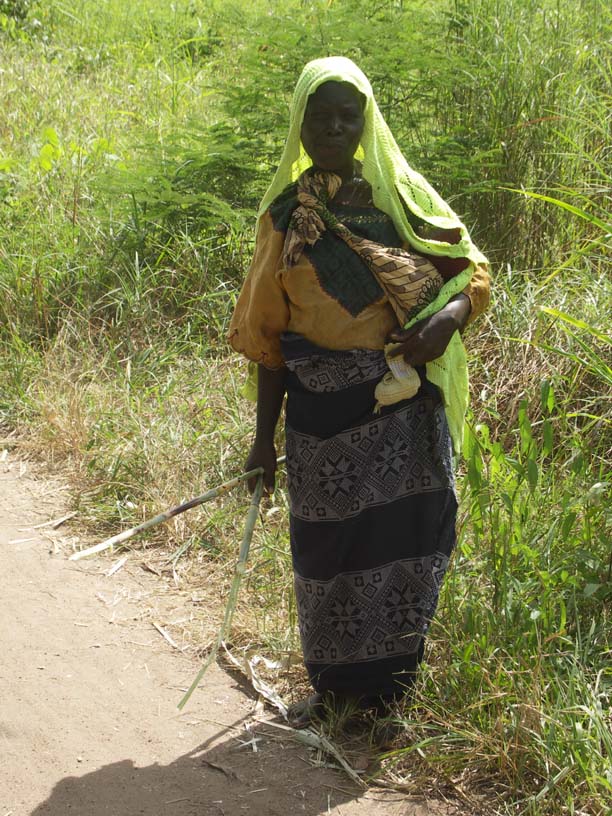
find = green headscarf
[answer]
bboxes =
[259,56,487,265]
[250,56,489,456]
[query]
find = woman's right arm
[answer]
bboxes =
[245,364,287,493]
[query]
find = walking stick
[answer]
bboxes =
[69,456,285,561]
[178,472,265,710]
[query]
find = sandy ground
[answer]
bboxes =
[0,451,461,816]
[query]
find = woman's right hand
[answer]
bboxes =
[245,438,277,494]
[246,364,286,494]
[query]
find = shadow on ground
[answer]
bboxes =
[29,714,413,816]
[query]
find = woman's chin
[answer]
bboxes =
[311,160,352,177]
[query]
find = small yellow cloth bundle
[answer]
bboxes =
[374,343,421,408]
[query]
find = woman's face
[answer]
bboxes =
[300,81,365,179]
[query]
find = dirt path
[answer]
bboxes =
[0,453,458,816]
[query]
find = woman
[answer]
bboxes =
[228,57,489,731]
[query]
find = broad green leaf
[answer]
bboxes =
[504,187,612,233]
[539,307,612,346]
[42,126,60,147]
[527,458,538,492]
[542,420,554,457]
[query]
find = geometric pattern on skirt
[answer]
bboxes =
[286,400,450,521]
[284,346,388,393]
[281,334,457,695]
[295,553,449,664]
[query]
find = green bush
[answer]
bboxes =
[0,0,30,19]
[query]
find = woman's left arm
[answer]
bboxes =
[387,292,472,366]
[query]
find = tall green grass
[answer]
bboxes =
[0,1,610,813]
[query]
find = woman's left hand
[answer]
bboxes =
[387,294,471,366]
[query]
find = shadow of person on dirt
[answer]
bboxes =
[29,713,382,816]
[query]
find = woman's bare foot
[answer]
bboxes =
[286,693,327,728]
[372,716,404,749]
[287,692,374,729]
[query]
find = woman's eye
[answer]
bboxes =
[304,108,362,126]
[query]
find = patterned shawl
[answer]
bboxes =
[284,168,445,326]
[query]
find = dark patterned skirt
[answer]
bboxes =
[281,333,457,699]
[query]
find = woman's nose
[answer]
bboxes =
[326,115,342,135]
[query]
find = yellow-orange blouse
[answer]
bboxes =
[229,194,489,370]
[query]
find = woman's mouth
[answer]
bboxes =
[318,142,347,152]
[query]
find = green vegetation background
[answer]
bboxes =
[0,1,610,813]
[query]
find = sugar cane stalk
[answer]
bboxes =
[178,473,265,710]
[69,457,285,561]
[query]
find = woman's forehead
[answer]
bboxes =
[305,81,364,109]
